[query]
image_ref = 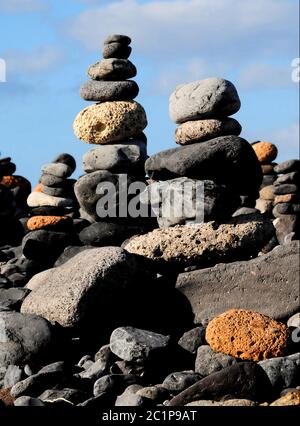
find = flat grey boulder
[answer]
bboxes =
[21,247,141,328]
[176,241,300,324]
[169,77,241,124]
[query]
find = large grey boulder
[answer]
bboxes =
[176,241,300,324]
[21,247,142,328]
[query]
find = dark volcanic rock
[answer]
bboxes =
[176,241,300,324]
[145,136,262,196]
[80,80,139,102]
[168,363,273,406]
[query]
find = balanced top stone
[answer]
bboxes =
[53,153,76,174]
[169,77,241,124]
[104,34,131,45]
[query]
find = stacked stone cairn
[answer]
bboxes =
[272,159,300,243]
[22,153,78,268]
[141,77,262,228]
[253,141,278,217]
[0,156,31,247]
[73,34,153,246]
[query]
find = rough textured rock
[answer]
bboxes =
[252,142,278,163]
[73,101,147,145]
[0,311,53,380]
[27,216,72,232]
[175,118,241,145]
[259,185,275,201]
[27,192,73,208]
[87,59,136,81]
[82,139,147,173]
[110,327,170,362]
[145,136,262,196]
[21,247,141,328]
[80,80,139,102]
[169,78,241,123]
[195,345,237,377]
[168,363,273,406]
[124,215,274,270]
[205,309,290,361]
[175,241,299,324]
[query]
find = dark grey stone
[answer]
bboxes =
[178,326,206,354]
[93,374,141,397]
[39,388,87,405]
[80,80,139,102]
[258,353,300,392]
[0,287,30,310]
[53,153,76,174]
[14,396,46,406]
[275,172,299,185]
[176,241,300,325]
[103,42,132,59]
[168,363,273,406]
[195,345,237,377]
[274,160,300,174]
[273,184,298,195]
[162,371,202,394]
[41,163,72,178]
[145,136,262,196]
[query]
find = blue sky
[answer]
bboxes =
[0,0,299,185]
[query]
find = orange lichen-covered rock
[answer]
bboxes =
[1,175,31,193]
[27,216,73,231]
[252,142,278,164]
[205,309,290,361]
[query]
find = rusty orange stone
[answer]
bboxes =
[205,309,290,361]
[27,216,72,231]
[252,142,278,164]
[1,175,31,192]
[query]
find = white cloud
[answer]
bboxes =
[0,0,47,13]
[4,46,64,74]
[65,0,298,60]
[238,63,294,90]
[269,122,299,160]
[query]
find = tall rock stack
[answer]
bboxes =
[143,77,262,227]
[272,159,300,243]
[73,34,152,246]
[252,141,278,217]
[23,153,77,265]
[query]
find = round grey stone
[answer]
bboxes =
[80,80,139,102]
[169,77,241,124]
[82,139,147,173]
